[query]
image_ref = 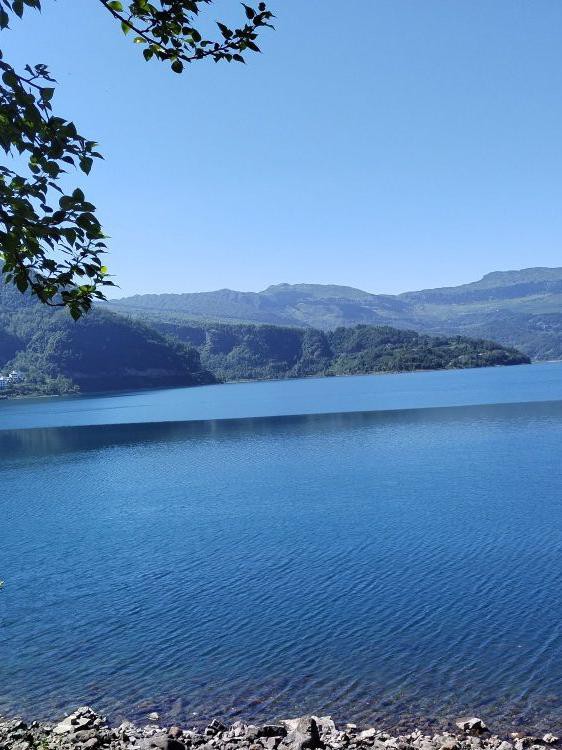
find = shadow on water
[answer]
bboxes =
[1,398,562,461]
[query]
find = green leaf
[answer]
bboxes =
[79,156,93,175]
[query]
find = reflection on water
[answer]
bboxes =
[1,361,561,431]
[2,398,562,460]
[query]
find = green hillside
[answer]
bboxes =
[0,284,214,396]
[108,267,562,360]
[0,274,529,397]
[148,319,530,383]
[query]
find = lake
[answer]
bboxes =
[1,363,562,734]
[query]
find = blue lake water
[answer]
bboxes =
[1,363,562,734]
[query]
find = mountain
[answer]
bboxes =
[108,267,562,360]
[141,320,529,383]
[0,278,529,396]
[0,282,214,395]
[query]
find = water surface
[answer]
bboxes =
[1,361,561,431]
[1,364,561,734]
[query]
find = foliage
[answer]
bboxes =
[100,0,274,72]
[0,0,273,315]
[147,318,530,383]
[0,283,214,393]
[109,268,562,360]
[0,282,530,396]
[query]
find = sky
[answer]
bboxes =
[4,0,562,296]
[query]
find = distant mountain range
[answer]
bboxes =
[108,267,562,360]
[0,273,529,397]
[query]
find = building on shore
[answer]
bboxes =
[0,371,24,389]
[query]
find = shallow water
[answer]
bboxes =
[1,364,562,734]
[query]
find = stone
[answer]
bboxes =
[169,727,184,740]
[358,729,378,742]
[315,719,336,738]
[205,720,227,736]
[74,729,99,742]
[514,739,541,750]
[455,719,488,736]
[139,734,186,750]
[148,713,160,723]
[280,717,324,750]
[53,707,99,735]
[258,726,288,739]
[543,738,559,746]
[439,741,460,750]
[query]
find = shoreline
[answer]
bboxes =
[0,356,544,402]
[1,708,560,750]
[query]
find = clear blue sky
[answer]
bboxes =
[5,0,562,295]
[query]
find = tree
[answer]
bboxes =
[0,0,273,319]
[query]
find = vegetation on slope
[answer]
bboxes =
[0,278,529,398]
[149,319,530,383]
[108,267,562,360]
[0,284,214,396]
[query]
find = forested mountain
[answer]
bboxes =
[108,267,562,360]
[146,319,529,383]
[0,275,528,397]
[0,283,214,396]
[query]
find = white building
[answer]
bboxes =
[0,371,25,389]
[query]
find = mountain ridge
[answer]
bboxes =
[0,277,530,397]
[107,267,562,360]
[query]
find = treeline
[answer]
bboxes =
[150,319,530,383]
[0,281,530,398]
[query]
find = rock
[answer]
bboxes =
[74,729,100,742]
[258,726,288,739]
[83,738,101,750]
[281,717,324,750]
[455,719,488,736]
[514,739,541,750]
[148,713,160,723]
[543,738,559,746]
[358,729,378,742]
[439,740,460,750]
[230,723,248,739]
[139,733,186,750]
[115,721,137,741]
[52,707,100,735]
[169,727,184,739]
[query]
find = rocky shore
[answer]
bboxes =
[1,708,560,750]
